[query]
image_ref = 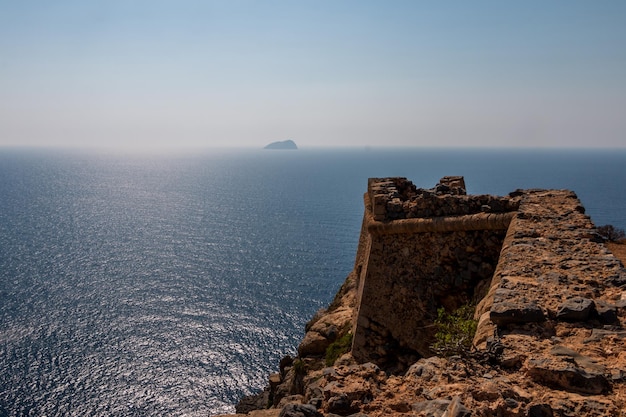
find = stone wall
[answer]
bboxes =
[232,176,626,417]
[368,176,518,221]
[472,188,626,398]
[352,176,626,393]
[352,177,517,369]
[474,188,624,344]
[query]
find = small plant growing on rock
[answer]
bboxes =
[597,224,626,243]
[431,304,477,357]
[292,358,306,375]
[325,332,352,366]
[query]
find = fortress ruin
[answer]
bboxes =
[238,176,626,416]
[351,176,625,377]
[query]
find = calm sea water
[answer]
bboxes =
[1,147,625,416]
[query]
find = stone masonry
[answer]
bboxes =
[351,177,626,377]
[229,176,626,417]
[352,177,520,369]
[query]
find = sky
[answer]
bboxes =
[1,1,625,150]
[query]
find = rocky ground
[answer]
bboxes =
[218,190,626,417]
[222,248,626,417]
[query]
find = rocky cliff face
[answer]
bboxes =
[221,177,626,417]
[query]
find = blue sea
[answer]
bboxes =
[1,147,625,416]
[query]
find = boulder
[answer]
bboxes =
[278,404,323,417]
[526,358,611,395]
[298,332,330,357]
[527,404,553,417]
[593,299,618,324]
[443,396,471,417]
[490,290,545,326]
[556,297,595,321]
[405,357,447,381]
[327,393,355,415]
[236,388,270,413]
[412,399,451,417]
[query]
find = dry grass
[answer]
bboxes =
[607,242,626,265]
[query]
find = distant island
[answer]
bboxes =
[264,140,298,150]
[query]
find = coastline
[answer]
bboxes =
[222,177,626,417]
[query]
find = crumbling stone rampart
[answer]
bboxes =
[352,177,520,369]
[352,177,626,380]
[368,176,518,221]
[472,188,626,399]
[232,176,626,417]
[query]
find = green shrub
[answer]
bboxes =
[325,332,352,366]
[293,359,305,375]
[431,304,477,357]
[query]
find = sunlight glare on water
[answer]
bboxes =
[0,148,625,415]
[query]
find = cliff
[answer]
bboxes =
[221,177,626,417]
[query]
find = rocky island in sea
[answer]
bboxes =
[264,140,298,150]
[223,176,626,417]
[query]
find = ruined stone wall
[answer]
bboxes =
[368,176,517,221]
[474,188,625,345]
[352,176,626,392]
[234,176,626,416]
[352,226,507,368]
[352,178,517,369]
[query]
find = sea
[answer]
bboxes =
[1,147,625,416]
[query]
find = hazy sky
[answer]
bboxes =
[1,1,625,149]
